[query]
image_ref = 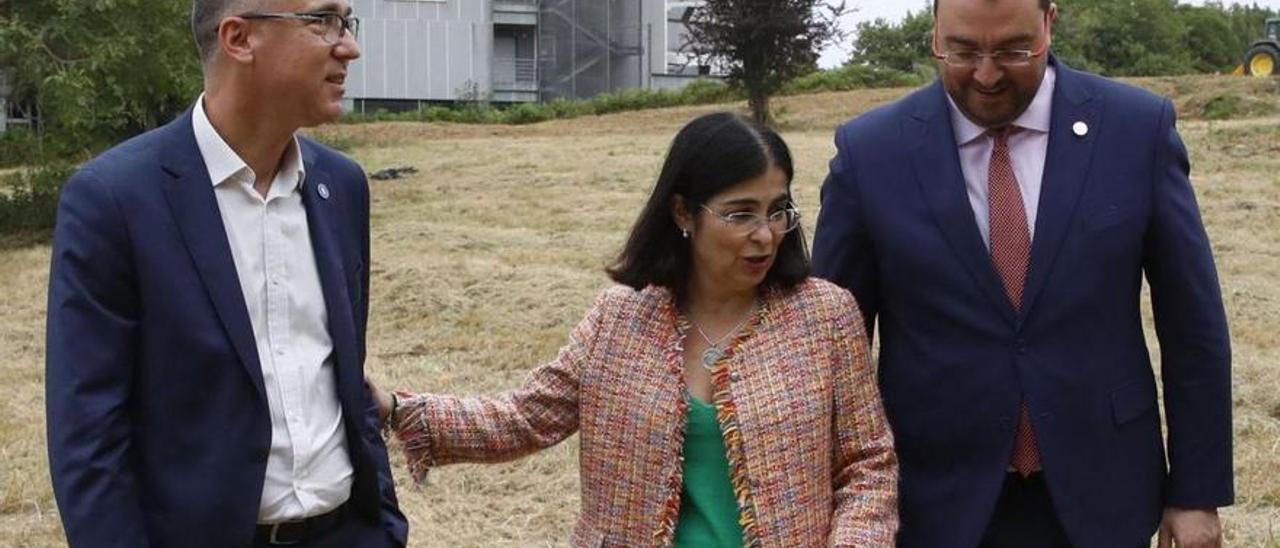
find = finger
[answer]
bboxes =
[1156,525,1172,548]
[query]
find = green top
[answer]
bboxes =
[674,394,744,548]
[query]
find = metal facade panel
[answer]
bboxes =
[363,1,460,23]
[406,20,434,99]
[386,20,410,98]
[351,20,489,101]
[447,23,480,97]
[461,0,484,22]
[426,21,450,98]
[493,12,537,25]
[353,18,388,98]
[349,0,692,102]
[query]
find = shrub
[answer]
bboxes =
[503,103,557,125]
[307,132,360,152]
[338,78,737,126]
[782,64,929,95]
[1202,95,1243,120]
[0,163,73,234]
[0,128,42,169]
[680,79,738,104]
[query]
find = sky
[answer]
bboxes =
[818,0,1280,68]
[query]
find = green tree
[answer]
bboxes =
[1180,5,1239,72]
[846,0,1277,78]
[684,0,847,125]
[848,8,934,73]
[0,0,201,159]
[1223,2,1280,66]
[1054,0,1194,76]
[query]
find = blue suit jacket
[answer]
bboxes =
[46,111,408,547]
[812,60,1233,547]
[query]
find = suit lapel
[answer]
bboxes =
[299,144,381,507]
[159,112,266,400]
[909,82,1019,326]
[298,149,359,397]
[1020,61,1100,320]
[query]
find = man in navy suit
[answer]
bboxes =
[45,0,407,546]
[813,0,1232,546]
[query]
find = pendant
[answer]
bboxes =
[701,346,724,370]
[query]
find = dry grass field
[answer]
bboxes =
[0,75,1277,546]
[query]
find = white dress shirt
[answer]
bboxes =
[192,96,353,523]
[948,66,1057,248]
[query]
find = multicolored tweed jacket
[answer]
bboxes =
[394,277,898,547]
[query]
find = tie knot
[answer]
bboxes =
[990,125,1019,146]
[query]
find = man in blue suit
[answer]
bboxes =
[813,0,1232,546]
[45,1,407,546]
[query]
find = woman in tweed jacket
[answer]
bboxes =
[377,112,898,547]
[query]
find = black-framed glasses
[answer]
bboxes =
[239,11,360,44]
[700,204,802,235]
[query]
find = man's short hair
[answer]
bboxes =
[933,0,1052,16]
[191,0,258,63]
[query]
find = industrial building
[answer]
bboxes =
[344,0,709,111]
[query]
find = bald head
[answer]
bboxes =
[933,0,1051,16]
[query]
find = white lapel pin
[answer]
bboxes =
[1072,121,1089,138]
[317,183,331,200]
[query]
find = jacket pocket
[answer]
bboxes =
[1085,204,1127,232]
[1111,379,1157,426]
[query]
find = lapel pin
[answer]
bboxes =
[1072,121,1089,138]
[317,183,331,200]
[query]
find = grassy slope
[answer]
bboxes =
[0,74,1276,546]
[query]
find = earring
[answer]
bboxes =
[681,228,689,239]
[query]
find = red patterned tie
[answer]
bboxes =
[988,126,1040,477]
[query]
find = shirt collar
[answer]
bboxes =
[948,64,1056,146]
[191,93,306,190]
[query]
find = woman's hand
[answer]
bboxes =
[365,376,396,428]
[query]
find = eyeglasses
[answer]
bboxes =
[700,204,802,235]
[932,16,1050,69]
[932,44,1048,68]
[239,11,360,44]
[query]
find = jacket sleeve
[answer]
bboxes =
[813,126,880,337]
[827,288,899,547]
[392,290,608,482]
[45,168,150,548]
[1143,99,1233,509]
[350,166,409,546]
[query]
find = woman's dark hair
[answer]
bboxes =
[607,112,809,297]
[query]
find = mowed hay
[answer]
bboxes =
[0,75,1277,546]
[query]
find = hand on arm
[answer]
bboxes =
[365,377,398,429]
[385,290,611,481]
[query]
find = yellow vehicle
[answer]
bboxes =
[1243,18,1279,76]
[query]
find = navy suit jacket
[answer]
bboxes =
[812,60,1233,547]
[46,111,408,547]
